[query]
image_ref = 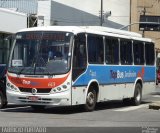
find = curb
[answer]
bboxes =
[149,102,160,110]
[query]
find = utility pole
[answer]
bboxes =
[27,14,30,28]
[142,7,146,37]
[100,0,103,26]
[99,0,111,26]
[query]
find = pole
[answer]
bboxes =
[100,0,103,26]
[27,14,30,28]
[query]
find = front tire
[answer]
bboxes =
[132,83,142,106]
[84,88,97,112]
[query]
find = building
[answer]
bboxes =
[0,0,38,27]
[37,0,130,29]
[130,0,160,49]
[0,0,131,67]
[0,0,131,29]
[0,8,27,66]
[0,0,35,64]
[0,0,37,14]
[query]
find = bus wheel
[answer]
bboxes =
[132,83,142,106]
[84,88,97,112]
[0,91,5,109]
[31,105,45,111]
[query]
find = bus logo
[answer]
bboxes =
[32,88,37,95]
[22,80,31,85]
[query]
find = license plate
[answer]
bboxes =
[28,96,39,101]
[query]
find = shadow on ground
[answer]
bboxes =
[0,100,151,114]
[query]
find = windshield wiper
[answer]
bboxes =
[32,54,52,76]
[17,67,25,75]
[39,57,52,76]
[17,67,34,75]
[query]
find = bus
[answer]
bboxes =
[6,26,156,111]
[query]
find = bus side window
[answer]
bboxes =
[145,42,155,65]
[105,37,119,65]
[72,34,87,81]
[120,39,132,65]
[133,41,144,65]
[87,34,104,64]
[73,43,86,68]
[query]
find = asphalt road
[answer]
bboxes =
[0,86,160,133]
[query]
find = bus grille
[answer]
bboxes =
[19,87,52,93]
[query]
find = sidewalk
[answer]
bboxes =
[148,85,160,110]
[149,102,160,110]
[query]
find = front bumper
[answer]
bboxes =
[6,89,71,106]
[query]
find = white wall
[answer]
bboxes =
[38,0,52,26]
[0,8,27,33]
[37,0,130,28]
[52,0,130,26]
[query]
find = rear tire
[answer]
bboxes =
[84,88,97,112]
[132,83,142,106]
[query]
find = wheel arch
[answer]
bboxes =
[131,78,143,106]
[135,78,143,90]
[134,78,143,97]
[86,79,99,102]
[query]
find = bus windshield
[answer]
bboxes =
[8,31,73,75]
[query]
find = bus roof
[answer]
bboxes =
[18,26,152,42]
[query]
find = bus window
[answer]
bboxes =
[87,34,104,64]
[145,42,155,65]
[120,39,133,65]
[72,33,87,81]
[105,37,119,65]
[133,41,144,65]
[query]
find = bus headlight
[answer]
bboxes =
[6,82,19,92]
[6,82,11,88]
[50,84,69,94]
[57,87,62,91]
[62,85,67,89]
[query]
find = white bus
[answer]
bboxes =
[6,26,156,111]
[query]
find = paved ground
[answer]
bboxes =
[149,85,160,109]
[0,86,160,133]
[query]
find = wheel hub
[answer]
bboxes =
[87,92,95,106]
[136,88,141,102]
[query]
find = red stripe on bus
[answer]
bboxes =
[7,73,70,88]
